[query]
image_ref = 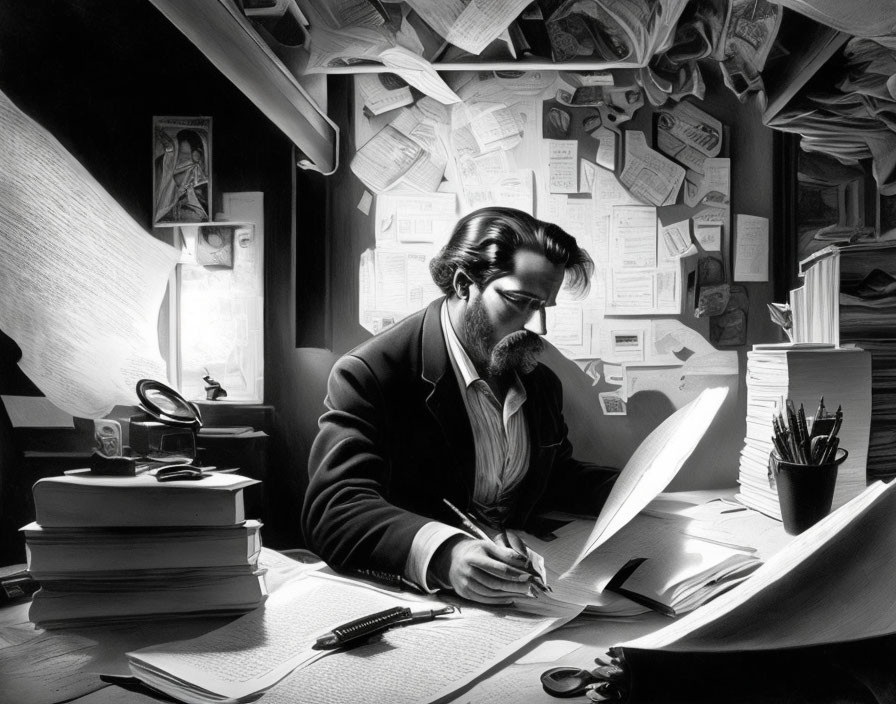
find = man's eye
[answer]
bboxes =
[504,294,541,310]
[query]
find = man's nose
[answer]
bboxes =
[523,307,546,335]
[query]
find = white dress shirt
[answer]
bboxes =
[403,301,531,591]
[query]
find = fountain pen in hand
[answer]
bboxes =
[313,604,456,650]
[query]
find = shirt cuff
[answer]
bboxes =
[404,521,469,593]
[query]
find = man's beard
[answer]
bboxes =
[463,296,544,379]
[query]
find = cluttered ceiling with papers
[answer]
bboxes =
[153,0,896,196]
[145,0,896,420]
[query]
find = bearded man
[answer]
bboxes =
[302,207,619,604]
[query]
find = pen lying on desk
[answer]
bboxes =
[312,604,456,649]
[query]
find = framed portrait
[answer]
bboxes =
[152,116,212,226]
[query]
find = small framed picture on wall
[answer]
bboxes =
[152,116,212,226]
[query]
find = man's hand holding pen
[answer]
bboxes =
[431,499,550,605]
[496,529,551,592]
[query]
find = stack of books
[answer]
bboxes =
[25,470,266,628]
[736,343,872,519]
[790,241,896,480]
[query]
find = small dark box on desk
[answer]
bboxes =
[128,418,195,457]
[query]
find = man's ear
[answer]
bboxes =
[452,270,473,300]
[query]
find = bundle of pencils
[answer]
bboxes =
[771,397,842,466]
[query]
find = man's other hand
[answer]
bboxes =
[430,536,536,605]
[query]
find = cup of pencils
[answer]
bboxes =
[768,397,848,535]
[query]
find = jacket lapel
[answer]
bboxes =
[420,298,475,494]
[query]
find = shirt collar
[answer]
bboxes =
[441,300,479,389]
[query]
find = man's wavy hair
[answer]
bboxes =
[429,207,593,298]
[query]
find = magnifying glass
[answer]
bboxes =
[136,379,203,428]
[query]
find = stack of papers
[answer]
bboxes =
[736,344,872,519]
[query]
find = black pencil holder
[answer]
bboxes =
[769,449,847,535]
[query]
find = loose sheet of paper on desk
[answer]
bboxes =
[127,571,582,704]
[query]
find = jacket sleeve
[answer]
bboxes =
[301,354,431,580]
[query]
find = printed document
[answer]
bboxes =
[547,140,578,193]
[733,214,769,282]
[128,571,580,704]
[610,205,657,269]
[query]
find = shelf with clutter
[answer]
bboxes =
[760,7,896,199]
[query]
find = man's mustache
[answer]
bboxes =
[496,330,543,352]
[489,330,544,376]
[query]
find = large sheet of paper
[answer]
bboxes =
[0,88,179,419]
[571,386,729,567]
[259,588,579,704]
[128,571,580,704]
[620,479,896,652]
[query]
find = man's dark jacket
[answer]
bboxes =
[302,297,618,584]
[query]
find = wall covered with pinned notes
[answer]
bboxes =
[326,65,779,489]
